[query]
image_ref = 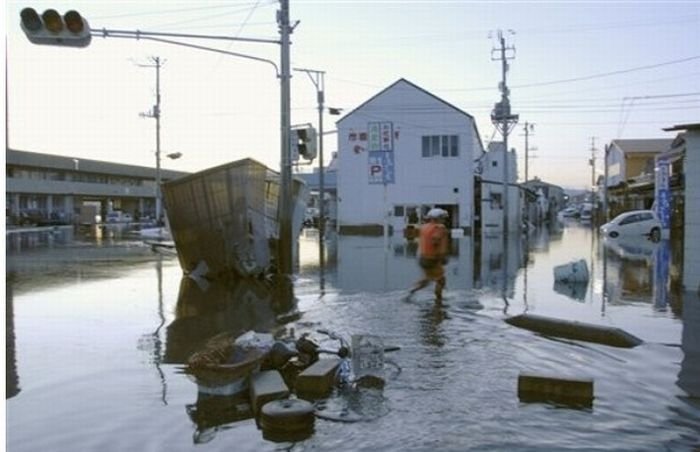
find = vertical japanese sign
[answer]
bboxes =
[368,151,395,184]
[367,121,395,184]
[368,121,393,151]
[654,160,671,229]
[653,240,670,310]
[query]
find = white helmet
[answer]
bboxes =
[426,208,448,219]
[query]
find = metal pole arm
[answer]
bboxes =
[92,28,280,45]
[100,34,280,76]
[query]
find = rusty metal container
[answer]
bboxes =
[162,158,307,280]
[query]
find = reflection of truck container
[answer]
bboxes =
[162,158,308,280]
[79,204,100,225]
[580,203,593,221]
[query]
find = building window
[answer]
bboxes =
[394,205,404,217]
[491,193,503,209]
[450,136,459,156]
[422,135,459,158]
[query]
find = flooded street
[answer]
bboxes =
[6,222,700,451]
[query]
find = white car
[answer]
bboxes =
[560,206,578,217]
[600,210,662,241]
[105,211,133,223]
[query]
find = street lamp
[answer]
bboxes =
[293,67,327,285]
[292,68,342,290]
[154,150,183,225]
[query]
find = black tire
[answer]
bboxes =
[609,231,619,238]
[650,228,661,242]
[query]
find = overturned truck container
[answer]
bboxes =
[162,158,308,280]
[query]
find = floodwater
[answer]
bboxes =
[6,220,700,451]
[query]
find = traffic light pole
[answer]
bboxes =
[20,2,296,279]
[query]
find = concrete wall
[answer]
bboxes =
[684,130,700,291]
[607,144,625,186]
[336,80,478,234]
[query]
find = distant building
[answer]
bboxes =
[605,139,673,187]
[521,177,565,226]
[476,142,520,236]
[294,152,338,226]
[603,138,673,216]
[6,148,188,225]
[335,79,484,236]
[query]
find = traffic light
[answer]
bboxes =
[292,125,317,161]
[20,8,91,48]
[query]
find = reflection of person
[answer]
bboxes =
[407,208,449,302]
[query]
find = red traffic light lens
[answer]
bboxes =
[42,9,63,33]
[20,8,42,32]
[64,10,84,34]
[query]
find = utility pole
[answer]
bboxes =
[293,67,326,289]
[603,143,611,223]
[137,56,164,224]
[277,0,293,278]
[523,122,534,183]
[490,29,518,235]
[589,136,597,211]
[521,121,534,227]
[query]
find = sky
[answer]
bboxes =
[3,0,700,190]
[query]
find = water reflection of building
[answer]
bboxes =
[336,235,474,292]
[474,235,522,296]
[677,291,700,398]
[602,238,683,313]
[6,275,21,399]
[603,238,657,304]
[164,277,278,364]
[6,227,74,254]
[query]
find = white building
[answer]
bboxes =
[476,142,520,236]
[336,79,484,236]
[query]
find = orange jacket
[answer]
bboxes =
[419,222,448,259]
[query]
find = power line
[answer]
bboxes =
[92,2,274,21]
[323,103,699,115]
[512,56,700,89]
[515,71,700,100]
[436,56,700,92]
[328,64,700,97]
[147,1,274,31]
[207,0,266,74]
[517,92,700,105]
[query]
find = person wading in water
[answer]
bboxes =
[407,208,449,303]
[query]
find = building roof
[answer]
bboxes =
[295,170,337,191]
[336,78,474,124]
[610,138,673,154]
[522,177,564,191]
[7,148,188,180]
[662,122,700,132]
